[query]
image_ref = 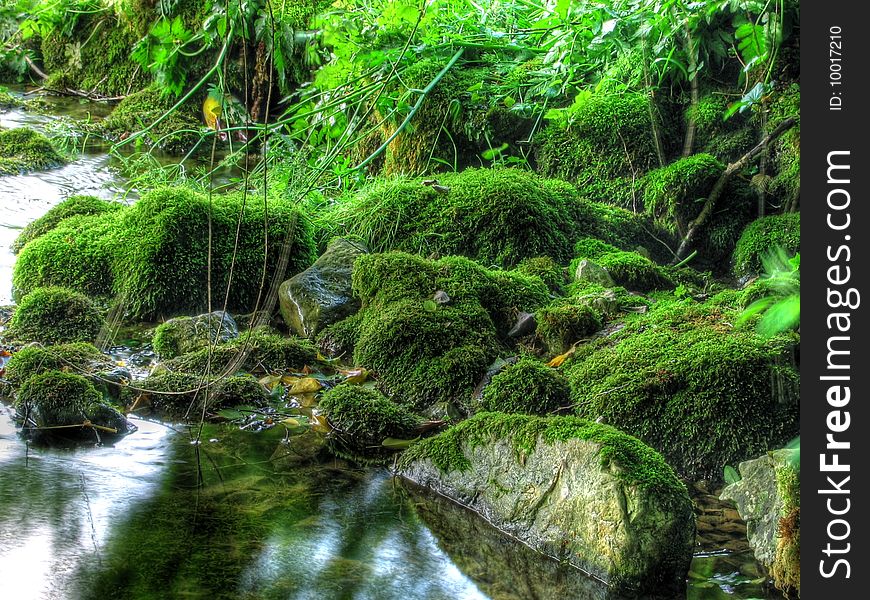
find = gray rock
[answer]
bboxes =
[507,311,537,338]
[398,414,695,596]
[720,449,798,567]
[574,259,615,287]
[279,238,368,337]
[153,311,239,358]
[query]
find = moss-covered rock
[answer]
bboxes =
[513,256,565,294]
[127,371,269,418]
[100,85,201,154]
[12,195,122,254]
[0,127,65,175]
[315,311,364,358]
[13,186,317,318]
[572,238,673,292]
[688,93,757,162]
[152,311,239,359]
[15,370,134,440]
[479,356,570,415]
[535,300,602,354]
[765,84,801,208]
[399,412,695,596]
[349,252,549,412]
[6,286,104,344]
[732,213,801,276]
[3,342,114,385]
[318,384,420,462]
[158,329,318,375]
[565,298,799,480]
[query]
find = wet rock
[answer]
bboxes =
[574,259,615,287]
[507,311,536,338]
[398,413,695,597]
[279,238,368,338]
[720,449,800,596]
[152,311,239,359]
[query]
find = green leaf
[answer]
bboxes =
[382,436,420,449]
[423,300,437,312]
[724,465,741,485]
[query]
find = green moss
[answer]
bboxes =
[0,127,65,175]
[514,256,565,294]
[564,298,799,480]
[0,91,24,109]
[100,85,201,154]
[400,412,688,500]
[688,93,756,162]
[128,371,268,418]
[12,195,122,254]
[348,252,549,412]
[12,211,119,300]
[595,251,673,292]
[732,213,800,276]
[159,329,319,375]
[16,370,103,427]
[152,312,237,359]
[534,93,661,202]
[480,357,570,415]
[772,459,800,595]
[536,300,603,354]
[3,342,112,386]
[318,384,420,461]
[315,311,364,358]
[7,286,104,344]
[765,84,801,206]
[323,168,579,268]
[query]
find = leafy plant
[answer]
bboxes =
[739,247,799,338]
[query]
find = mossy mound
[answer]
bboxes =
[514,256,565,294]
[349,252,549,412]
[572,238,673,292]
[126,372,269,418]
[318,384,420,462]
[0,127,65,175]
[152,311,238,359]
[536,300,603,354]
[323,168,579,267]
[6,287,104,344]
[479,357,570,415]
[12,195,122,254]
[315,311,364,358]
[732,213,801,276]
[3,342,113,386]
[688,93,757,162]
[534,93,661,203]
[564,299,799,480]
[159,329,319,375]
[765,84,800,208]
[100,85,201,154]
[771,459,800,595]
[13,186,317,319]
[15,370,103,427]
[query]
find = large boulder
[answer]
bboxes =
[279,238,368,337]
[398,412,695,596]
[720,448,800,596]
[152,311,239,359]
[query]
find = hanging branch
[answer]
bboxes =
[671,116,798,263]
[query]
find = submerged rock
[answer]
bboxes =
[398,413,695,596]
[278,238,368,337]
[720,448,800,596]
[152,311,239,359]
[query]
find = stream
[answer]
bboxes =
[0,88,780,599]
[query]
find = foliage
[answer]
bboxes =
[739,249,799,338]
[100,85,202,153]
[7,286,104,344]
[565,297,799,480]
[12,195,122,254]
[480,356,570,416]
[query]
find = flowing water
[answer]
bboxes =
[0,88,781,600]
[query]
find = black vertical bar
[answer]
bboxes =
[802,1,869,596]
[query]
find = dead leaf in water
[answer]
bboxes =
[288,377,322,394]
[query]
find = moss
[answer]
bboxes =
[152,312,237,359]
[12,195,122,254]
[595,251,673,292]
[159,329,319,375]
[688,93,756,162]
[0,91,24,109]
[318,384,420,461]
[349,252,549,412]
[12,212,119,300]
[0,127,65,175]
[400,412,688,500]
[536,300,603,354]
[128,371,268,418]
[15,370,103,427]
[641,154,754,267]
[480,356,570,415]
[514,256,565,294]
[533,93,661,202]
[100,85,201,154]
[323,168,579,268]
[3,342,112,386]
[732,213,801,276]
[765,84,801,206]
[315,311,364,358]
[7,287,104,344]
[564,298,799,480]
[772,460,800,595]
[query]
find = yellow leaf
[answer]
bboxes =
[297,392,318,408]
[259,374,282,389]
[281,375,300,386]
[311,413,331,433]
[547,344,578,368]
[281,417,300,428]
[339,367,368,384]
[288,377,322,394]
